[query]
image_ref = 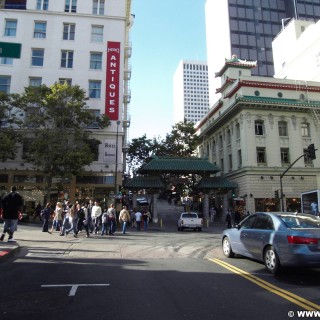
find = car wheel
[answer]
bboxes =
[264,246,281,274]
[222,237,234,258]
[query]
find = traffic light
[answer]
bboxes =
[274,190,279,199]
[307,144,316,160]
[232,189,236,198]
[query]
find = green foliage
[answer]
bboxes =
[127,120,200,175]
[0,92,23,161]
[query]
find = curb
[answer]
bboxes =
[0,245,19,262]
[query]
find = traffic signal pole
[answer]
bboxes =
[279,145,317,212]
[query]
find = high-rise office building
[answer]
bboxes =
[205,0,320,104]
[173,60,210,124]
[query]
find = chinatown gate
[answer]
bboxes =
[123,156,237,223]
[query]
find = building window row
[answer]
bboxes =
[0,75,102,100]
[4,20,104,43]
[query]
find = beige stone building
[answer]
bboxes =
[196,56,320,215]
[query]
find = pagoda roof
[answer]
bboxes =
[215,55,257,78]
[123,176,165,190]
[138,156,220,174]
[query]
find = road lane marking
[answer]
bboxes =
[209,258,320,311]
[41,284,110,296]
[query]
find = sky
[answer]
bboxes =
[129,0,207,141]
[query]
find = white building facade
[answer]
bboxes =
[173,60,210,124]
[197,56,320,215]
[0,0,133,207]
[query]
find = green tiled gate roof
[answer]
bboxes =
[138,156,220,174]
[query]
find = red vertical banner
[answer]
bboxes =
[105,41,120,120]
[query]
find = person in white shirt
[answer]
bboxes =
[91,201,102,234]
[134,208,142,231]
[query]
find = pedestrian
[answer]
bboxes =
[0,186,23,242]
[87,199,94,233]
[107,204,116,235]
[65,204,77,237]
[226,210,232,228]
[60,201,73,236]
[142,209,151,231]
[134,208,142,231]
[101,208,109,236]
[75,203,89,238]
[311,201,318,215]
[119,205,130,234]
[49,202,63,234]
[130,209,136,228]
[210,206,216,223]
[33,202,42,221]
[41,202,52,232]
[91,201,102,234]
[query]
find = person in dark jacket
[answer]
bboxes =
[41,202,52,233]
[0,186,23,242]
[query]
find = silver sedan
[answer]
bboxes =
[222,212,320,274]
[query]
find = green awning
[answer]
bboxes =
[124,176,165,190]
[197,177,238,190]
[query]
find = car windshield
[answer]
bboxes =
[278,215,320,229]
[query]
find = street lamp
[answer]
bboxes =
[115,120,121,194]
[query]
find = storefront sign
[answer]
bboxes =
[104,139,116,163]
[105,41,120,120]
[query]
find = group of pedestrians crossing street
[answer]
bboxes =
[0,186,152,243]
[43,199,152,237]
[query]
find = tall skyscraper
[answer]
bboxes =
[205,0,320,104]
[173,60,210,124]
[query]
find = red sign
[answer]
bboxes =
[105,41,120,120]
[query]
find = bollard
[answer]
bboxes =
[160,218,163,228]
[206,219,209,228]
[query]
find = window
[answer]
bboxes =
[227,129,231,145]
[37,0,48,10]
[87,109,100,129]
[91,25,103,42]
[4,20,17,37]
[90,52,102,70]
[0,57,13,65]
[93,0,105,15]
[31,49,44,66]
[0,76,11,93]
[34,21,47,38]
[89,81,101,98]
[65,0,77,12]
[238,149,242,167]
[235,123,240,139]
[255,120,264,135]
[29,77,42,86]
[5,0,26,9]
[280,148,290,164]
[63,23,75,40]
[60,50,74,68]
[254,215,274,230]
[257,147,266,164]
[278,121,288,137]
[59,78,72,85]
[301,123,310,137]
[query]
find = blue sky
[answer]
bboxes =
[129,0,207,140]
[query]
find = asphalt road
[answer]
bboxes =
[1,201,320,320]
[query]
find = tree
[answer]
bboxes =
[161,121,200,157]
[0,92,23,161]
[19,83,111,201]
[126,120,200,175]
